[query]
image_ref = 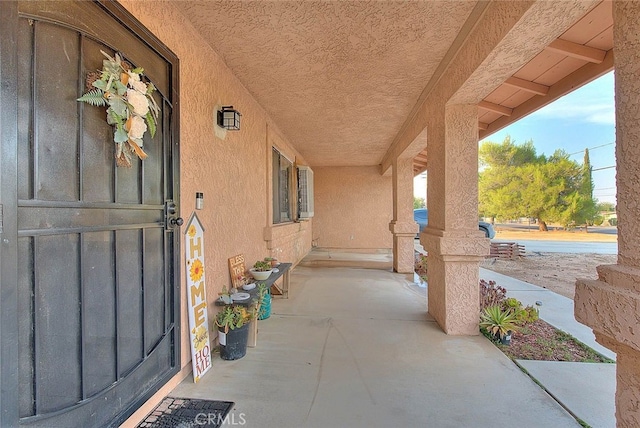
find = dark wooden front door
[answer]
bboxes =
[1,2,181,426]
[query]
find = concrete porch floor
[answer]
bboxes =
[171,251,580,428]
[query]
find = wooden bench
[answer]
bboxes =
[217,261,293,348]
[261,262,292,298]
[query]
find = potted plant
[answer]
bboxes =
[215,304,255,360]
[249,260,273,281]
[264,256,279,268]
[479,305,519,345]
[236,273,255,291]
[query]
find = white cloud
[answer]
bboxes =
[529,72,615,126]
[531,100,615,125]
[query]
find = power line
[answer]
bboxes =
[592,165,615,171]
[568,142,615,157]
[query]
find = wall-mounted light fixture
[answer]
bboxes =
[217,106,242,131]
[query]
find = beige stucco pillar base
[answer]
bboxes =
[422,228,489,335]
[389,157,418,274]
[576,265,640,426]
[389,221,418,273]
[612,339,640,428]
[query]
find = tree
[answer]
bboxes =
[479,136,541,169]
[573,148,598,229]
[517,151,583,231]
[414,197,425,209]
[479,137,598,231]
[596,201,616,212]
[479,137,542,222]
[595,201,616,226]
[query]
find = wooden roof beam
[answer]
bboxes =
[479,50,614,141]
[546,39,606,64]
[503,77,549,96]
[478,121,489,131]
[478,100,512,116]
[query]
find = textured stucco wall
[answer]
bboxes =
[421,105,488,334]
[613,2,640,268]
[175,1,477,168]
[118,1,312,372]
[574,2,640,426]
[313,166,392,249]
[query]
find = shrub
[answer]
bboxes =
[516,305,539,324]
[415,253,428,282]
[479,279,507,310]
[480,280,538,327]
[504,297,521,310]
[480,305,519,339]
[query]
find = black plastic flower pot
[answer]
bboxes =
[219,323,250,360]
[500,330,513,346]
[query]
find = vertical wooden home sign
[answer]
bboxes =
[184,213,212,382]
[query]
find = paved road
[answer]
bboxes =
[492,239,617,254]
[496,223,618,235]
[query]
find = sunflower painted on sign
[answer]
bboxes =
[190,258,204,282]
[188,224,197,238]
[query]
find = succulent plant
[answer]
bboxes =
[480,305,519,339]
[253,260,272,272]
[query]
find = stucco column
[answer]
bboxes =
[575,2,640,426]
[389,157,418,273]
[421,105,489,335]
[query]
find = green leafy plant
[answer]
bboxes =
[480,280,538,328]
[264,256,278,267]
[257,282,269,301]
[516,305,539,324]
[480,305,519,339]
[256,282,270,319]
[504,297,521,309]
[215,304,254,333]
[253,260,272,272]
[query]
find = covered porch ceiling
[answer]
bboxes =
[177,1,614,175]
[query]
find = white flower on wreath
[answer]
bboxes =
[127,70,141,83]
[127,89,150,116]
[128,115,147,142]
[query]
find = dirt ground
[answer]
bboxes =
[481,229,617,300]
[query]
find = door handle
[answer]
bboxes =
[164,201,183,229]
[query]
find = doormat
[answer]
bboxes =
[137,397,235,427]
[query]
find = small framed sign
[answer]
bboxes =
[228,254,246,289]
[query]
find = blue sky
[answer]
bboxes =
[479,71,616,204]
[414,71,616,204]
